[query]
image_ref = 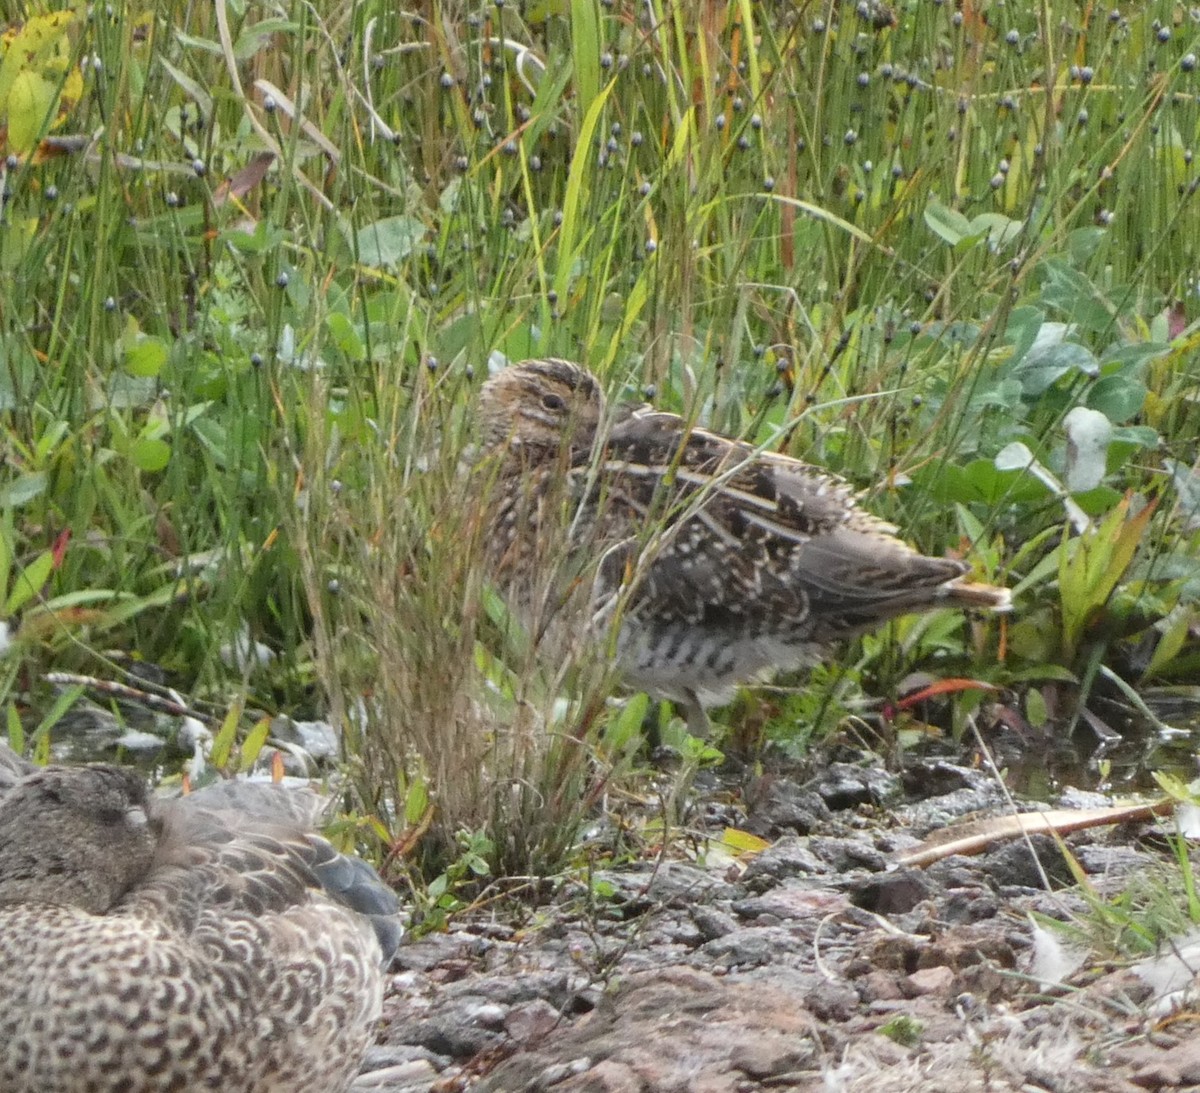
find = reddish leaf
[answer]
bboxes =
[49,527,69,568]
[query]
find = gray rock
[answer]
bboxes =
[393,1004,507,1059]
[472,968,821,1092]
[359,1045,449,1072]
[394,930,493,972]
[849,868,936,915]
[733,884,847,924]
[699,925,800,968]
[809,761,901,811]
[689,904,739,940]
[591,861,739,910]
[808,834,889,873]
[350,1059,439,1092]
[743,778,832,836]
[740,835,825,886]
[505,999,564,1043]
[979,833,1075,889]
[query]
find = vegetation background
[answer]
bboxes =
[1,0,1199,898]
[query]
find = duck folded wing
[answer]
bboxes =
[139,780,403,963]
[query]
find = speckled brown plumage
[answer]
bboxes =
[0,759,402,1093]
[478,358,1011,731]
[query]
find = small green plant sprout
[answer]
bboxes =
[415,829,496,935]
[878,1014,924,1048]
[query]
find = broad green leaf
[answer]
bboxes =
[0,472,47,508]
[527,0,568,19]
[189,417,230,465]
[1070,486,1125,516]
[39,589,125,610]
[125,336,169,378]
[222,219,287,254]
[913,459,1049,506]
[173,30,223,55]
[0,216,36,273]
[5,549,53,615]
[1038,260,1115,332]
[29,683,83,753]
[1066,227,1106,265]
[7,69,55,154]
[233,19,299,61]
[954,502,985,545]
[130,437,171,472]
[1000,306,1046,362]
[768,193,876,245]
[352,215,427,270]
[604,691,648,755]
[1003,663,1080,684]
[967,212,1023,250]
[1100,342,1169,374]
[326,312,365,359]
[924,199,973,245]
[1011,341,1099,395]
[1087,374,1146,422]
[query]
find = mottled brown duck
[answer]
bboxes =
[0,757,402,1093]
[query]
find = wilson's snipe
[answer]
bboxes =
[0,756,402,1093]
[479,358,1010,733]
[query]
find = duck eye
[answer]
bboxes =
[541,393,566,412]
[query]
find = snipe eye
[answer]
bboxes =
[541,393,566,412]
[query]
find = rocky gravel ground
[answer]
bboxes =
[353,757,1200,1093]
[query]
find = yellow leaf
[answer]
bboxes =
[237,716,272,771]
[719,827,771,855]
[0,10,80,114]
[7,69,55,154]
[0,8,82,149]
[55,64,82,119]
[209,700,243,770]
